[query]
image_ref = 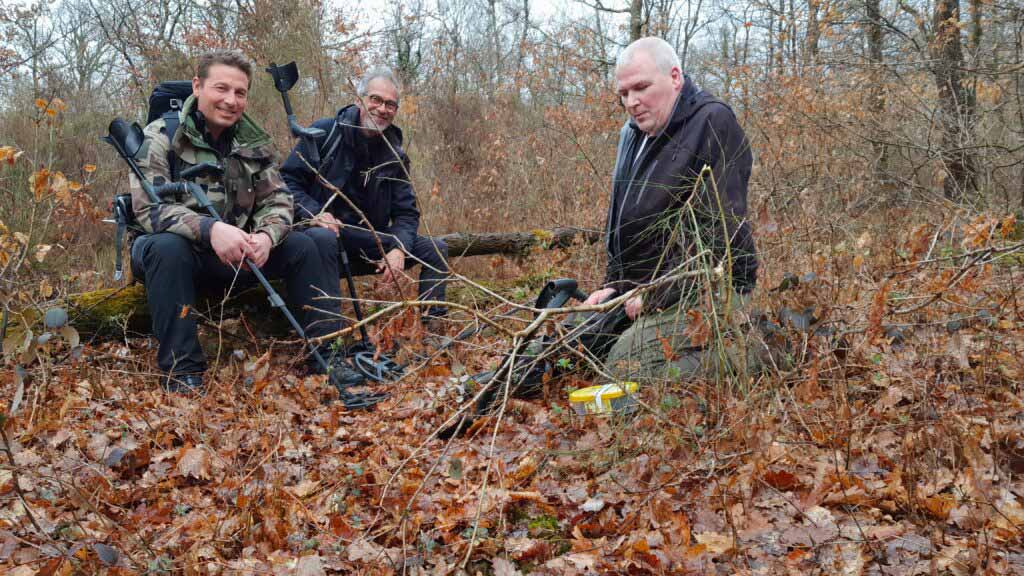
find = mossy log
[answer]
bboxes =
[67,283,291,338]
[49,227,603,338]
[439,227,602,257]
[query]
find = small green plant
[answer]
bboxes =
[460,526,489,541]
[660,394,681,411]
[146,555,173,575]
[527,514,560,536]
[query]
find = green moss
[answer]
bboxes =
[67,284,149,335]
[526,514,560,537]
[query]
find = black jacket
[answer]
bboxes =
[280,105,420,252]
[604,76,757,311]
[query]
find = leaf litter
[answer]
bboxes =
[2,212,1024,573]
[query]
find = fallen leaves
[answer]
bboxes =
[176,446,212,480]
[4,211,1024,575]
[287,479,321,499]
[761,468,801,491]
[694,532,734,554]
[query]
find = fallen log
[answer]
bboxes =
[54,283,291,338]
[439,227,602,257]
[46,227,604,337]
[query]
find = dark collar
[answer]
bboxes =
[191,108,236,155]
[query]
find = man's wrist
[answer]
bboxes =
[254,230,274,246]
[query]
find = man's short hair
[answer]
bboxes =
[196,49,254,84]
[616,37,681,74]
[356,66,401,98]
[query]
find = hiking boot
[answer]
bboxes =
[309,352,367,389]
[422,308,448,329]
[162,373,205,395]
[328,360,367,391]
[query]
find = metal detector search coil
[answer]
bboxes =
[569,382,639,415]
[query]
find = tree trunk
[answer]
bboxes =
[805,0,820,66]
[440,227,602,257]
[865,0,888,177]
[930,0,978,200]
[63,283,291,338]
[629,0,644,42]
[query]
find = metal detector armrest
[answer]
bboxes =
[535,278,588,311]
[289,118,324,140]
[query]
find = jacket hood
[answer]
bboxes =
[176,94,273,151]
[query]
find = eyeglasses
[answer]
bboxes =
[367,93,399,113]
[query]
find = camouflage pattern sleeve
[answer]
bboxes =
[249,155,294,247]
[130,121,215,245]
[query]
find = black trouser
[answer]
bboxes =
[339,231,449,316]
[130,228,341,376]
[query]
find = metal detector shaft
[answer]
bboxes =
[102,131,161,205]
[337,243,405,383]
[338,248,371,343]
[265,62,323,165]
[184,182,332,371]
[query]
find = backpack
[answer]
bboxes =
[147,80,193,181]
[110,81,192,280]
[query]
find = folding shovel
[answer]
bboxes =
[266,61,324,165]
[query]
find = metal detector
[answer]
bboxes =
[338,249,405,382]
[101,118,387,409]
[437,278,599,439]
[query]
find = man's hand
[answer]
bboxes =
[247,232,273,269]
[624,296,643,320]
[210,221,253,267]
[313,212,341,236]
[584,287,617,306]
[377,248,406,284]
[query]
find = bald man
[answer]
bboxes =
[583,37,759,383]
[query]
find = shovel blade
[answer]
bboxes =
[266,61,300,92]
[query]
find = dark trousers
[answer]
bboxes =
[130,228,341,375]
[340,232,449,315]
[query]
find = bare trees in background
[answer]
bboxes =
[2,0,1023,211]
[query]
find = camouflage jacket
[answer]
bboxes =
[130,95,293,247]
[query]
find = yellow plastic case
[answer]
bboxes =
[568,382,639,415]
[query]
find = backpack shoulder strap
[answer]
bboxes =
[162,98,184,181]
[317,113,344,169]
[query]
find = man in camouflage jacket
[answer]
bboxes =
[129,49,342,392]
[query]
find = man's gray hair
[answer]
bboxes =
[356,66,402,98]
[616,37,681,74]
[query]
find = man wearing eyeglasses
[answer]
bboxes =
[281,67,449,321]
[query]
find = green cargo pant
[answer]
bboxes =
[604,293,763,384]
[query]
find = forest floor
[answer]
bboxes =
[3,208,1024,575]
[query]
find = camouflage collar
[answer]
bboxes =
[174,95,273,158]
